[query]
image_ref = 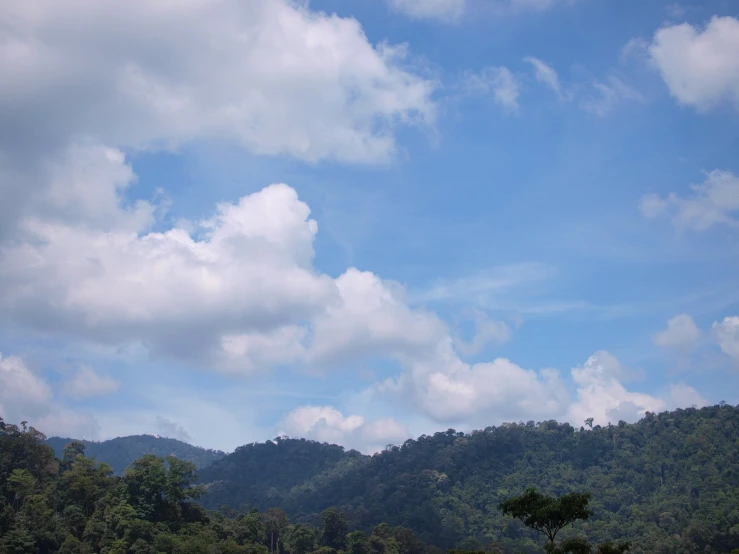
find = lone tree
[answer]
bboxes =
[499,487,591,550]
[498,488,630,554]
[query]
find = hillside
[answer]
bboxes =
[199,404,739,554]
[199,437,361,512]
[1,418,436,554]
[45,434,226,475]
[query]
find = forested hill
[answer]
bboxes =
[199,404,739,553]
[198,438,361,507]
[45,434,226,475]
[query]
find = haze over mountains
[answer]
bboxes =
[44,435,226,475]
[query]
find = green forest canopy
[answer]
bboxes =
[4,403,739,554]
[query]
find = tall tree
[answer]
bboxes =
[321,508,348,551]
[498,488,591,552]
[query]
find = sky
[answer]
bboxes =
[1,0,738,454]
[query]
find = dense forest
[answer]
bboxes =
[44,436,225,475]
[4,405,739,553]
[200,405,739,553]
[0,419,436,554]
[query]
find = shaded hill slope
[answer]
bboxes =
[199,437,361,511]
[199,405,739,554]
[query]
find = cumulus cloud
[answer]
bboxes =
[639,170,739,231]
[648,16,739,111]
[464,67,521,112]
[305,269,448,368]
[62,366,121,400]
[0,0,436,240]
[374,346,708,432]
[0,143,716,437]
[378,340,568,424]
[0,144,465,374]
[713,316,739,363]
[278,406,409,453]
[0,353,52,420]
[567,351,687,426]
[667,383,709,410]
[654,314,701,350]
[387,0,466,22]
[0,353,98,438]
[0,149,337,367]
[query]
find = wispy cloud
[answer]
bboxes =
[387,0,466,22]
[640,170,739,232]
[411,262,556,303]
[580,75,645,117]
[524,56,569,100]
[463,66,521,112]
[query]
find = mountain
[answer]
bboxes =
[45,434,226,475]
[198,404,739,554]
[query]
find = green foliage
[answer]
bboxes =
[45,435,225,475]
[198,405,739,553]
[0,417,431,554]
[4,405,739,554]
[199,436,357,512]
[498,488,591,545]
[594,542,630,554]
[321,508,348,550]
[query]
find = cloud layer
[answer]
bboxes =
[0,0,437,240]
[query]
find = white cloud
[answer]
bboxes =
[648,16,739,111]
[654,314,701,350]
[413,262,554,303]
[0,352,98,438]
[620,37,650,63]
[378,340,568,424]
[464,67,521,112]
[639,170,739,231]
[0,142,716,439]
[0,145,455,376]
[0,0,435,164]
[524,57,565,99]
[279,406,409,453]
[0,148,338,368]
[0,353,52,419]
[667,383,708,410]
[0,0,436,241]
[387,0,466,22]
[62,366,121,400]
[306,269,448,368]
[567,351,666,426]
[580,75,644,117]
[566,352,707,427]
[713,316,739,362]
[453,309,512,356]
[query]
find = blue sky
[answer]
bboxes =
[1,0,738,452]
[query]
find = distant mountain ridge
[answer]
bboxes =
[45,434,226,475]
